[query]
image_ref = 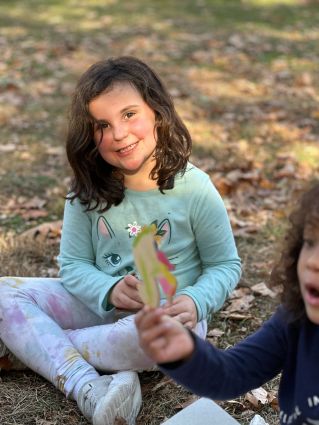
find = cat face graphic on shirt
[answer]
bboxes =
[97,217,173,276]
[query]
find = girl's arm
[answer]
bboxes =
[177,176,242,321]
[136,306,287,400]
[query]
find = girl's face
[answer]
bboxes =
[89,82,157,188]
[297,224,319,324]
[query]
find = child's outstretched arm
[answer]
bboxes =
[136,306,287,401]
[135,306,194,364]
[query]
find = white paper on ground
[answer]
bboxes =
[249,415,269,425]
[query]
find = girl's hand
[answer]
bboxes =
[163,295,198,329]
[109,274,144,311]
[135,306,195,364]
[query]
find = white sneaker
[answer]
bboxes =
[77,371,142,425]
[0,339,27,372]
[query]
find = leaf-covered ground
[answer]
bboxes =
[0,1,318,424]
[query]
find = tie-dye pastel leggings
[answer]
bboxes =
[0,277,207,399]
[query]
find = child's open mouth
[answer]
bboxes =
[305,284,319,306]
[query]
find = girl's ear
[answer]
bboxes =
[155,218,171,245]
[97,217,115,240]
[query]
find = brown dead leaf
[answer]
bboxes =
[233,227,260,237]
[226,295,255,313]
[226,169,260,183]
[251,282,278,298]
[18,220,62,243]
[251,387,268,404]
[219,312,252,320]
[229,213,261,236]
[274,163,296,179]
[229,287,251,299]
[245,392,260,409]
[207,328,225,338]
[21,210,48,220]
[213,175,233,196]
[23,196,47,209]
[268,391,279,411]
[295,72,312,87]
[245,386,278,411]
[245,387,268,408]
[0,144,17,152]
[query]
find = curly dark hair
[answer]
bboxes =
[65,56,192,212]
[270,182,319,321]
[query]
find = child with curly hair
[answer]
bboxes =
[136,182,319,425]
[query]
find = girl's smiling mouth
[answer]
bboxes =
[116,142,138,155]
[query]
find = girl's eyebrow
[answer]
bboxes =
[93,118,107,124]
[93,105,140,123]
[120,104,140,113]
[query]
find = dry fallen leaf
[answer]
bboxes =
[18,220,62,244]
[245,386,274,409]
[207,328,225,338]
[251,387,268,404]
[229,288,251,298]
[251,282,278,298]
[225,294,255,313]
[219,312,252,320]
[23,196,47,209]
[21,210,48,220]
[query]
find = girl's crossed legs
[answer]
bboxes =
[0,277,207,399]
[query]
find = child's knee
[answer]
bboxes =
[0,276,26,289]
[0,277,39,310]
[0,277,24,302]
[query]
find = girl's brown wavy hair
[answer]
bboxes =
[66,56,192,212]
[270,182,319,321]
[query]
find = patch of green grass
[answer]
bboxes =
[1,0,318,39]
[47,196,66,219]
[0,215,25,233]
[259,217,289,243]
[0,173,58,198]
[294,143,319,169]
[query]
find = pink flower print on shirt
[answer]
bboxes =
[126,221,142,238]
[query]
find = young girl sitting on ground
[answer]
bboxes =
[0,56,241,425]
[136,182,319,425]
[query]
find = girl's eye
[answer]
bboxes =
[303,238,314,248]
[125,112,135,119]
[94,122,109,132]
[103,253,122,267]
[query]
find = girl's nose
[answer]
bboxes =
[113,123,128,141]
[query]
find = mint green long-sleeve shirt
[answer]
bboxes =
[57,163,241,321]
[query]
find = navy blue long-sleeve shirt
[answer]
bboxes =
[160,307,319,424]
